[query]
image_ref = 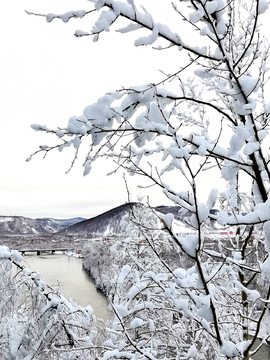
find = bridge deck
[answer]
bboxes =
[19,248,74,255]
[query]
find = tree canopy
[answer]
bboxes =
[25,0,270,359]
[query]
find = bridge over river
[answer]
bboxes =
[19,248,80,256]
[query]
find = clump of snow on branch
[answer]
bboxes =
[26,0,270,358]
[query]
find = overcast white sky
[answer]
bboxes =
[1,0,244,219]
[1,0,181,219]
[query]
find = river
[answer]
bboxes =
[24,254,270,359]
[24,253,111,322]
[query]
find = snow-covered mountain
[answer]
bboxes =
[0,204,218,236]
[63,203,220,236]
[61,203,137,236]
[0,204,178,236]
[61,203,215,236]
[154,205,190,221]
[0,216,85,235]
[35,217,85,233]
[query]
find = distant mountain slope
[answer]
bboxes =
[35,217,85,233]
[63,203,218,236]
[61,203,139,236]
[0,203,218,236]
[154,205,186,221]
[60,203,191,236]
[0,216,85,235]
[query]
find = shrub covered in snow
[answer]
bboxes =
[0,246,97,360]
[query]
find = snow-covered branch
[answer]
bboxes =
[0,246,98,359]
[26,0,270,358]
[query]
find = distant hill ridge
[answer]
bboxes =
[0,215,85,235]
[0,203,141,236]
[62,203,218,236]
[61,202,140,236]
[60,203,197,236]
[0,203,202,236]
